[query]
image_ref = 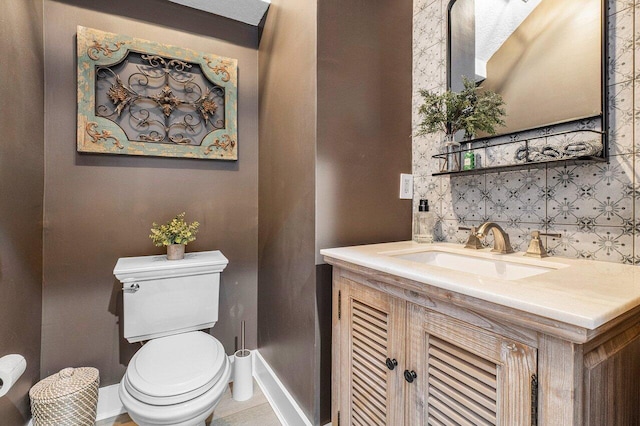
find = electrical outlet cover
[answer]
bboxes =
[399,174,413,199]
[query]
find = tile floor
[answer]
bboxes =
[96,381,282,426]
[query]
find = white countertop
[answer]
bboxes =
[320,241,640,330]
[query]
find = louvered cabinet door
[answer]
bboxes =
[407,304,537,426]
[333,277,406,426]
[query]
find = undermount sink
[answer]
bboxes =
[393,250,556,281]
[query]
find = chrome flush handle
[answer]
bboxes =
[123,283,140,293]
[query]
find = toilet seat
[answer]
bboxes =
[123,331,226,405]
[119,355,231,426]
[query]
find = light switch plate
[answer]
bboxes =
[399,174,413,199]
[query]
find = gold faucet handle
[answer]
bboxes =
[459,226,483,249]
[525,231,562,258]
[540,232,562,238]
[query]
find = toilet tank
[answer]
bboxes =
[113,250,228,343]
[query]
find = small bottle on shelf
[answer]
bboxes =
[463,143,475,171]
[413,199,435,243]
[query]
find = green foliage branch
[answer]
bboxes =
[416,77,506,139]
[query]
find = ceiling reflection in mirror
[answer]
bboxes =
[449,0,603,138]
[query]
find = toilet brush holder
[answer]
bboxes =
[232,349,253,402]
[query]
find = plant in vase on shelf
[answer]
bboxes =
[416,76,506,171]
[149,212,200,260]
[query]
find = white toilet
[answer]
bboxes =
[114,251,230,426]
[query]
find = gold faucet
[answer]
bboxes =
[475,222,514,254]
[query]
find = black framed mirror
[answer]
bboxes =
[447,0,608,150]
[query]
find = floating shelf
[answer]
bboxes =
[432,156,608,177]
[431,124,607,177]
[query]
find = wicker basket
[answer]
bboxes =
[29,367,100,426]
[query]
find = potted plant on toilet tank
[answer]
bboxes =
[149,212,199,260]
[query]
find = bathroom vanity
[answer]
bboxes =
[321,242,640,425]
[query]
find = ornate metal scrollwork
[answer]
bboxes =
[85,122,123,149]
[204,57,232,82]
[87,40,126,60]
[95,52,225,146]
[204,135,236,155]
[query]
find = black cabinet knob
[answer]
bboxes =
[385,358,398,370]
[404,369,417,383]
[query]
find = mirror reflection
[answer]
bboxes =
[449,0,603,138]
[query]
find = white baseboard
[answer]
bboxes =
[253,349,313,426]
[96,383,126,421]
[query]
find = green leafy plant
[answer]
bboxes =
[149,212,199,247]
[416,77,506,139]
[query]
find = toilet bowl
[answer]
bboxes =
[118,331,231,426]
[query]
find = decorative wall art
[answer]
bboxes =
[77,26,238,160]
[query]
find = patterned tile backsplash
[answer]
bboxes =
[412,0,638,265]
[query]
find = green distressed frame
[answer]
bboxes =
[77,26,238,160]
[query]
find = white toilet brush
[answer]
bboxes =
[233,321,253,401]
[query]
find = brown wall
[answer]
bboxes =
[259,0,412,422]
[316,0,413,256]
[258,0,319,421]
[482,0,601,133]
[0,0,44,422]
[42,0,259,386]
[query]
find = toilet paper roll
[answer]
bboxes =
[0,354,26,398]
[232,350,253,402]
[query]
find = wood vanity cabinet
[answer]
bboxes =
[334,277,406,425]
[329,259,640,426]
[406,303,537,425]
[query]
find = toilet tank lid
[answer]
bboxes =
[113,250,228,282]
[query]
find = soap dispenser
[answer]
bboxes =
[413,199,435,243]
